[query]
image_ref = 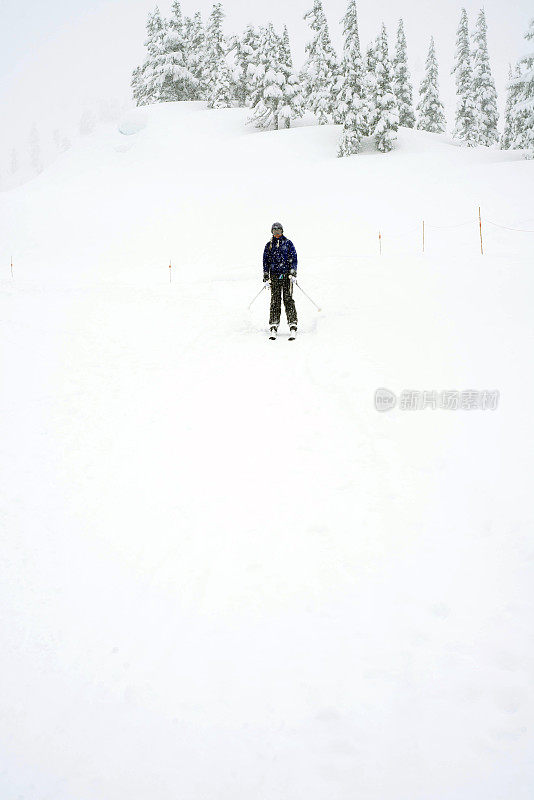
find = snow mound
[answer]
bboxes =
[118,108,149,136]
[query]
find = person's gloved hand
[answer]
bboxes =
[289,271,297,285]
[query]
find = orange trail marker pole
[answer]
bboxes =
[11,256,13,279]
[169,260,172,283]
[478,207,484,255]
[379,231,382,256]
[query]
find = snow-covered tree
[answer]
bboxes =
[333,0,358,125]
[373,24,399,152]
[451,8,478,146]
[302,0,339,123]
[336,0,366,156]
[279,25,294,70]
[131,65,147,106]
[278,25,305,127]
[362,41,379,136]
[211,59,233,108]
[248,23,285,129]
[184,12,208,100]
[228,30,259,107]
[238,25,262,107]
[29,125,43,174]
[137,6,168,105]
[510,17,534,157]
[205,3,227,108]
[416,37,446,133]
[501,64,515,149]
[472,8,499,146]
[226,32,245,106]
[393,18,415,128]
[501,64,523,149]
[162,1,198,101]
[224,25,263,108]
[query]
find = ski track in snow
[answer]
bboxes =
[1,102,533,800]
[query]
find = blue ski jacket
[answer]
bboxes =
[263,235,298,280]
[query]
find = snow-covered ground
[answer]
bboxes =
[1,102,533,800]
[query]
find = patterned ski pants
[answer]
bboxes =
[269,276,298,327]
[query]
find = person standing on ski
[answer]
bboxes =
[263,222,298,338]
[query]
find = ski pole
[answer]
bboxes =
[248,283,267,310]
[295,281,321,312]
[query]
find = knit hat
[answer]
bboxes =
[271,222,283,233]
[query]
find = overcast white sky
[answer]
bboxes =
[0,0,532,158]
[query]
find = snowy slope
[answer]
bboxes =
[1,102,533,800]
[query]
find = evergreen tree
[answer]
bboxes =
[451,8,478,146]
[510,17,534,157]
[162,1,198,101]
[416,37,446,133]
[248,23,285,129]
[393,19,415,128]
[185,12,208,100]
[131,65,147,106]
[211,58,234,108]
[239,25,262,107]
[183,15,194,51]
[247,24,266,115]
[280,25,294,70]
[362,41,378,136]
[472,8,499,146]
[278,25,305,127]
[226,32,248,106]
[373,24,399,152]
[336,0,366,156]
[205,3,227,109]
[225,25,262,108]
[226,32,245,106]
[501,63,524,149]
[302,0,339,123]
[147,6,168,104]
[132,7,168,106]
[182,14,196,91]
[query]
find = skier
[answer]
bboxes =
[263,222,298,340]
